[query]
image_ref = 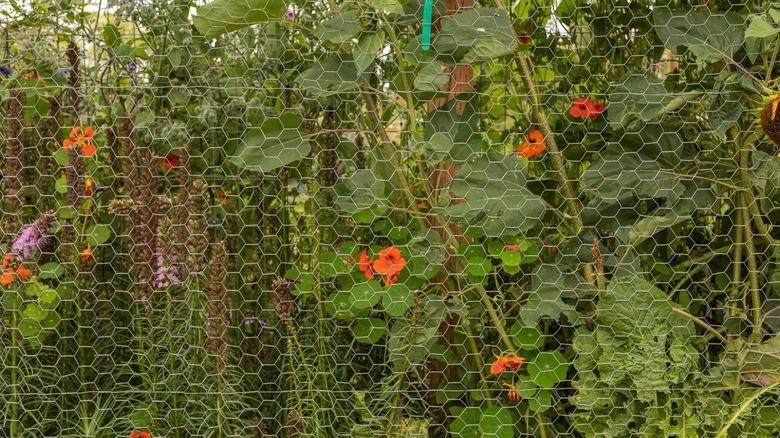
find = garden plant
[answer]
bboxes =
[1,0,780,436]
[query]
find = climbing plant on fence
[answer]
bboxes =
[0,0,779,436]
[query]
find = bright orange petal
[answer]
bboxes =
[63,139,75,149]
[490,358,506,375]
[16,266,31,279]
[1,269,14,285]
[2,254,12,267]
[69,126,80,140]
[83,126,94,139]
[81,143,97,157]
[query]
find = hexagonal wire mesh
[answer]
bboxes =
[1,0,779,436]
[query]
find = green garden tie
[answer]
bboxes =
[422,0,433,51]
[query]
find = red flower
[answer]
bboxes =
[1,268,14,285]
[358,249,374,280]
[129,431,152,438]
[79,245,95,264]
[569,97,605,119]
[490,354,525,375]
[372,247,406,287]
[63,126,97,157]
[516,129,546,158]
[160,153,181,171]
[16,265,31,279]
[503,383,522,403]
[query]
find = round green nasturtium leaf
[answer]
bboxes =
[515,380,538,399]
[40,311,61,329]
[352,318,386,344]
[38,262,64,280]
[459,242,487,261]
[318,251,344,278]
[487,240,505,257]
[436,381,466,405]
[283,267,315,296]
[528,389,553,413]
[129,408,153,427]
[85,224,111,246]
[18,318,41,337]
[58,204,75,220]
[324,291,352,320]
[478,406,513,438]
[501,250,522,266]
[528,351,569,388]
[338,241,359,257]
[349,281,383,310]
[382,283,414,317]
[502,264,520,275]
[467,257,492,278]
[449,406,481,438]
[22,303,42,320]
[510,322,544,351]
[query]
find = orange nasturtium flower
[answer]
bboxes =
[358,249,374,280]
[569,97,605,119]
[372,246,406,287]
[516,129,546,158]
[79,244,95,263]
[16,265,31,280]
[63,125,97,157]
[503,382,522,403]
[491,354,526,375]
[2,253,12,267]
[1,268,14,285]
[129,431,152,438]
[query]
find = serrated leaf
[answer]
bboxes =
[745,19,780,39]
[354,31,384,73]
[654,9,745,63]
[193,0,286,38]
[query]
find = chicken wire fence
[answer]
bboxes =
[1,0,780,436]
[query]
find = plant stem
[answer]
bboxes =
[475,285,515,351]
[463,321,493,407]
[10,288,19,437]
[166,290,181,438]
[742,196,763,338]
[715,381,780,438]
[537,412,548,438]
[670,307,729,345]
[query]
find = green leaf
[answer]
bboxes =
[193,0,286,38]
[417,132,454,165]
[450,407,482,438]
[446,154,546,237]
[528,389,553,413]
[333,170,388,215]
[608,73,676,126]
[316,10,363,44]
[54,148,68,167]
[354,31,384,73]
[318,251,344,278]
[467,257,492,278]
[352,318,387,344]
[654,9,745,63]
[745,19,780,39]
[382,283,414,317]
[103,24,121,47]
[283,267,315,296]
[85,224,111,246]
[500,250,522,266]
[415,60,450,92]
[18,318,41,337]
[349,281,383,310]
[478,406,513,438]
[528,351,569,388]
[55,175,67,194]
[232,113,309,173]
[511,322,544,350]
[436,382,467,404]
[581,149,686,206]
[22,303,43,320]
[432,8,517,64]
[325,291,353,320]
[295,53,370,97]
[40,311,60,329]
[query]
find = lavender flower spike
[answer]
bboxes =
[11,211,58,261]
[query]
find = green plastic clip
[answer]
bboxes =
[422,0,433,51]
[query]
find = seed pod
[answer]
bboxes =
[761,97,780,147]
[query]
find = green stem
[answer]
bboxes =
[715,381,780,438]
[742,196,762,338]
[387,291,421,429]
[475,285,515,351]
[166,290,181,438]
[731,194,744,319]
[10,288,19,437]
[463,321,493,407]
[670,307,729,345]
